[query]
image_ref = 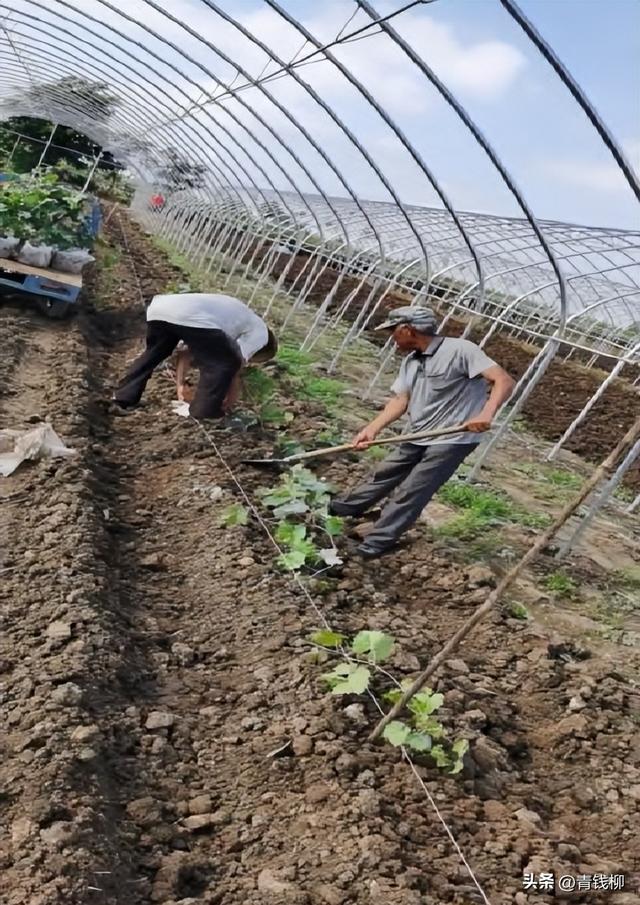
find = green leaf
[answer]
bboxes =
[430,745,451,769]
[449,738,469,773]
[260,403,287,425]
[277,550,307,571]
[221,503,249,526]
[452,738,469,756]
[321,663,371,695]
[351,630,394,663]
[406,732,432,752]
[275,521,307,545]
[323,515,344,537]
[291,465,331,493]
[383,688,402,705]
[409,691,444,717]
[412,715,445,738]
[382,721,412,747]
[309,629,345,648]
[273,499,309,518]
[287,537,318,563]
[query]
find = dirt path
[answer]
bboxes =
[0,221,638,905]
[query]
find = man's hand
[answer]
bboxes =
[177,384,194,403]
[352,425,378,449]
[464,416,492,433]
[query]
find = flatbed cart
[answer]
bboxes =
[0,255,82,319]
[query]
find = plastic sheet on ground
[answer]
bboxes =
[0,424,76,477]
[171,400,190,418]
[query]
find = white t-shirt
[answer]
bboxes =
[147,293,269,362]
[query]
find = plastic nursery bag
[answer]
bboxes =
[0,424,76,477]
[0,235,19,258]
[52,248,95,274]
[16,242,53,268]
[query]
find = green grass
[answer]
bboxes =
[151,238,210,291]
[433,511,494,540]
[505,600,529,620]
[613,566,640,590]
[544,571,578,597]
[298,375,346,410]
[365,444,389,462]
[241,367,292,426]
[243,367,276,405]
[438,482,513,519]
[545,469,584,491]
[316,428,345,447]
[435,479,551,539]
[276,342,314,374]
[514,462,584,494]
[99,246,121,269]
[465,531,510,560]
[614,485,635,503]
[92,241,122,306]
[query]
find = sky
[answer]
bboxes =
[1,0,639,229]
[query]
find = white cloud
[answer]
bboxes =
[389,10,527,101]
[539,140,640,195]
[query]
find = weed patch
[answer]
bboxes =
[434,479,551,539]
[544,571,578,598]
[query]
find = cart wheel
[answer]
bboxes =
[36,297,73,319]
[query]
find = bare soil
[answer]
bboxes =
[0,218,638,905]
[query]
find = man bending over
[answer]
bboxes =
[113,292,277,418]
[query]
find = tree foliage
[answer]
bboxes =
[0,77,123,175]
[155,147,208,191]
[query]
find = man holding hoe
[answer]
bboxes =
[329,306,515,559]
[113,292,277,418]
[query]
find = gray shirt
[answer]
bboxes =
[390,337,498,445]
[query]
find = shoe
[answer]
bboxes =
[355,542,396,560]
[111,395,137,411]
[328,500,364,518]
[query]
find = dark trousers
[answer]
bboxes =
[336,442,475,549]
[114,320,242,419]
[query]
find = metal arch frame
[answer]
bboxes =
[0,13,275,213]
[94,0,360,252]
[9,3,323,238]
[546,339,640,461]
[262,0,484,305]
[204,0,425,271]
[356,0,570,333]
[1,0,638,541]
[500,0,640,205]
[0,76,252,223]
[145,0,387,263]
[14,0,333,245]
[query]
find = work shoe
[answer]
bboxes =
[328,500,361,518]
[355,542,397,560]
[111,394,137,410]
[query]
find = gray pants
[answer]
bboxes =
[336,442,475,550]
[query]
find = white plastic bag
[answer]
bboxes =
[51,248,95,274]
[17,242,53,268]
[0,236,19,258]
[0,424,76,477]
[171,400,190,418]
